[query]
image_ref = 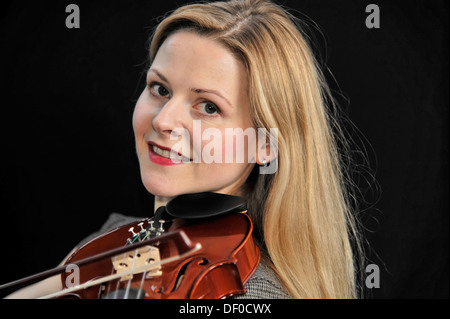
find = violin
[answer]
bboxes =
[0,192,261,299]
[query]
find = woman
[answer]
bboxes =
[8,0,362,299]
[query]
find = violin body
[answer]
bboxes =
[61,212,260,299]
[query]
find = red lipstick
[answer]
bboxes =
[147,142,190,166]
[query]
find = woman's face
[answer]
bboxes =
[133,31,256,199]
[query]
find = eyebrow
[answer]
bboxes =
[149,69,170,84]
[190,88,233,108]
[148,68,233,108]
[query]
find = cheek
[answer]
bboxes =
[132,93,153,137]
[222,129,257,163]
[224,135,238,162]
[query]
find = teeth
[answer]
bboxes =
[152,145,187,162]
[170,152,182,161]
[162,149,170,158]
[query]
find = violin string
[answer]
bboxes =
[112,250,129,299]
[136,246,155,297]
[130,223,159,298]
[123,223,151,299]
[110,223,146,299]
[107,250,127,299]
[112,223,150,299]
[123,247,140,299]
[135,223,156,298]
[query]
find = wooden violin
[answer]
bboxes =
[0,192,261,299]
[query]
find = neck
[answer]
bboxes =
[154,195,173,212]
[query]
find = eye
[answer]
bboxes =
[149,82,170,97]
[199,101,220,115]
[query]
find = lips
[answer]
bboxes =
[147,141,191,165]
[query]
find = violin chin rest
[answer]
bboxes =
[165,192,247,219]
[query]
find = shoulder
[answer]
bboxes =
[97,212,142,232]
[77,213,142,247]
[233,258,291,299]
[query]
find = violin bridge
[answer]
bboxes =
[111,245,162,281]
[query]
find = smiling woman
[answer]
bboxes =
[133,31,257,203]
[139,0,363,298]
[5,0,364,299]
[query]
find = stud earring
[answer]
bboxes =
[262,159,268,167]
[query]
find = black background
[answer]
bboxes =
[0,0,448,299]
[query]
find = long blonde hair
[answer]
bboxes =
[148,0,363,298]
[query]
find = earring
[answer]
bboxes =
[262,159,268,167]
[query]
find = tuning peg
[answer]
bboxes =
[137,222,146,233]
[158,220,166,232]
[128,227,138,237]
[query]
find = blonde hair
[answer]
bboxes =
[148,0,363,298]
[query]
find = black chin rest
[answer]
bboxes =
[165,192,247,219]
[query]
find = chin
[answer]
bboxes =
[142,180,178,198]
[141,175,192,198]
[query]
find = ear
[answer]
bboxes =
[255,128,278,171]
[255,141,278,166]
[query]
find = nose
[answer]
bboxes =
[152,98,187,138]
